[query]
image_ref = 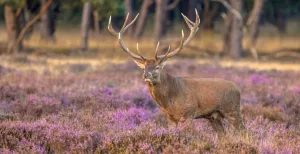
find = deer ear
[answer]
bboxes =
[159,58,168,68]
[133,60,145,69]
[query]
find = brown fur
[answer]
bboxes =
[146,69,247,136]
[108,10,246,137]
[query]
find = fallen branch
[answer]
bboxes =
[185,45,216,56]
[274,51,300,58]
[261,48,300,59]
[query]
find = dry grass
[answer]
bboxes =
[1,24,300,52]
[0,21,300,73]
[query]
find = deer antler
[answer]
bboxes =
[136,43,148,61]
[108,13,147,62]
[156,9,200,60]
[109,9,200,62]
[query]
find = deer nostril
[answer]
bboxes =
[144,72,152,79]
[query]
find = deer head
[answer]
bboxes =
[108,10,200,85]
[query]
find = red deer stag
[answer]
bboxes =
[108,10,247,137]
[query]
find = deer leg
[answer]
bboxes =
[178,117,187,127]
[167,118,177,127]
[208,112,225,138]
[167,114,179,127]
[226,111,248,139]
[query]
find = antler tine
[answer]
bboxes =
[157,30,185,59]
[164,46,172,57]
[154,42,160,61]
[108,16,118,36]
[183,10,200,46]
[121,13,139,34]
[157,9,200,59]
[181,13,194,28]
[108,13,145,62]
[195,9,201,25]
[121,13,130,31]
[181,9,200,28]
[136,43,148,61]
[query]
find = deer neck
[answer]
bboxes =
[146,71,178,108]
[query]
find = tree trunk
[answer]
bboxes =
[247,0,264,60]
[202,0,219,30]
[93,10,100,34]
[274,10,287,33]
[223,12,233,55]
[124,0,134,35]
[23,4,34,39]
[154,0,168,41]
[203,0,211,28]
[81,2,92,51]
[5,5,22,53]
[188,0,198,21]
[15,0,54,52]
[134,0,153,40]
[18,10,26,31]
[228,0,243,58]
[40,0,55,42]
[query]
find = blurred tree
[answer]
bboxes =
[89,0,123,31]
[40,0,57,42]
[92,8,100,34]
[188,0,199,21]
[228,0,243,58]
[134,0,153,40]
[23,0,40,38]
[79,0,122,50]
[154,0,167,41]
[202,0,220,30]
[0,5,4,20]
[223,12,232,56]
[263,0,288,33]
[81,0,124,50]
[4,4,23,53]
[217,0,243,58]
[246,0,265,60]
[1,0,26,53]
[58,0,82,22]
[124,0,134,35]
[154,0,180,41]
[258,0,300,33]
[1,0,53,53]
[80,1,92,51]
[16,0,53,51]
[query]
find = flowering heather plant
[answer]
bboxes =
[8,94,60,120]
[291,87,300,94]
[250,74,272,84]
[0,121,100,153]
[0,60,299,153]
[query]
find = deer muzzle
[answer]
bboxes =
[144,72,154,85]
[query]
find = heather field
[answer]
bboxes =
[2,0,300,153]
[0,57,300,153]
